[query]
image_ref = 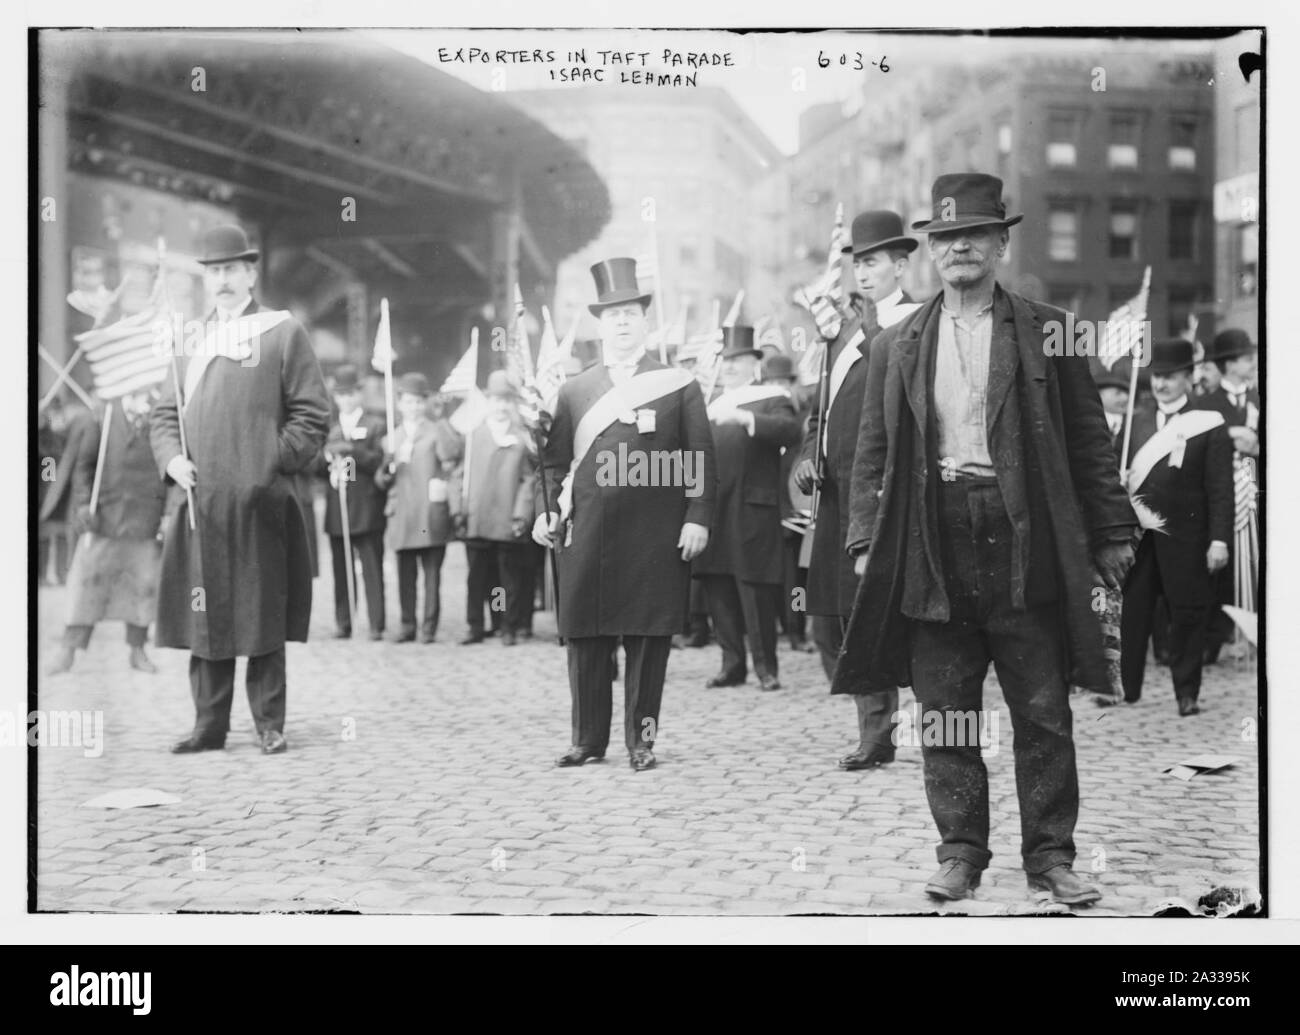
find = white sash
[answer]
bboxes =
[706,383,789,419]
[181,310,291,412]
[1126,409,1225,495]
[556,368,694,523]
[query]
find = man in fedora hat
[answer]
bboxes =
[693,327,802,691]
[450,369,538,647]
[318,363,388,641]
[1195,327,1260,663]
[831,174,1138,905]
[534,257,715,771]
[151,222,330,755]
[1119,339,1233,713]
[794,209,922,770]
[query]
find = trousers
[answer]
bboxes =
[465,539,535,635]
[189,648,286,742]
[909,479,1078,874]
[701,573,780,680]
[1120,534,1210,702]
[64,623,149,649]
[813,615,898,755]
[330,531,385,635]
[396,546,445,639]
[567,635,671,755]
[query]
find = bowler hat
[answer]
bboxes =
[911,173,1023,234]
[588,257,652,316]
[842,210,918,258]
[197,224,260,265]
[1094,364,1132,392]
[1148,339,1196,376]
[762,354,796,383]
[395,372,432,398]
[1207,327,1257,363]
[720,325,761,360]
[330,364,362,393]
[485,369,519,398]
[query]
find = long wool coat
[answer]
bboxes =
[829,286,1137,696]
[541,355,716,638]
[150,301,330,660]
[692,391,802,585]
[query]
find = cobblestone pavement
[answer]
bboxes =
[33,532,1262,917]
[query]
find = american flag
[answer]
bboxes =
[1099,266,1151,370]
[794,202,847,333]
[796,337,826,389]
[1234,455,1258,534]
[523,305,576,423]
[75,270,171,401]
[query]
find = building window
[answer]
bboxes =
[1048,206,1080,261]
[1109,203,1140,260]
[1108,113,1140,169]
[1168,200,1199,261]
[1046,112,1080,168]
[1169,115,1198,171]
[1235,222,1259,299]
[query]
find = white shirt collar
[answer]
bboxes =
[1220,378,1245,396]
[876,287,905,312]
[1157,396,1189,415]
[603,345,646,369]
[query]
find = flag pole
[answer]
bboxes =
[337,462,357,632]
[38,344,94,411]
[87,400,112,519]
[157,238,196,531]
[651,228,667,364]
[380,298,396,450]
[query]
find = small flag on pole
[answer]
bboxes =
[1099,266,1151,370]
[440,328,480,396]
[76,272,170,401]
[371,299,394,374]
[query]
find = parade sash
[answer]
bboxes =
[1126,409,1225,495]
[182,310,291,412]
[557,367,695,523]
[706,383,790,419]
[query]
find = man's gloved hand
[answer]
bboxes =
[165,455,197,490]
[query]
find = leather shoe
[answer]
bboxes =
[418,632,436,644]
[705,672,745,688]
[170,735,224,754]
[501,631,517,646]
[128,646,158,673]
[556,746,605,767]
[758,674,782,691]
[394,631,416,643]
[369,631,385,642]
[684,631,710,648]
[1177,696,1201,716]
[1028,864,1102,905]
[925,858,983,900]
[335,629,352,639]
[259,730,288,755]
[460,632,484,645]
[838,747,894,770]
[629,747,657,771]
[45,645,76,676]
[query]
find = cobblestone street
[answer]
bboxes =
[33,530,1262,917]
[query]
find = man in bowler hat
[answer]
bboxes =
[534,257,715,771]
[151,223,329,755]
[794,209,921,770]
[831,175,1137,904]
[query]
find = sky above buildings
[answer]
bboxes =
[370,29,1233,157]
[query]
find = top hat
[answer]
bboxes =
[762,353,796,383]
[395,372,432,398]
[197,224,260,265]
[1208,327,1257,363]
[1148,339,1196,376]
[720,325,761,360]
[842,210,918,258]
[911,173,1024,234]
[485,369,519,398]
[330,364,362,393]
[588,257,653,316]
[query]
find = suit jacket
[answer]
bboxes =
[830,285,1137,695]
[449,419,537,542]
[540,354,716,638]
[318,410,388,537]
[376,418,455,550]
[71,401,167,540]
[693,390,802,584]
[150,299,330,659]
[1123,402,1234,605]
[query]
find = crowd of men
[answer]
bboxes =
[39,171,1260,907]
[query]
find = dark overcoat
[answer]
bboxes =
[829,286,1137,696]
[150,301,330,660]
[72,401,167,540]
[541,355,716,638]
[1123,403,1234,605]
[376,418,457,550]
[693,391,801,585]
[449,420,537,542]
[319,411,388,537]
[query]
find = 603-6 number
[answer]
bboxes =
[817,51,890,72]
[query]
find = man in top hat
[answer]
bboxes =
[1194,328,1260,662]
[1119,339,1234,713]
[151,223,330,755]
[794,209,922,770]
[450,369,538,647]
[534,257,715,771]
[319,364,388,640]
[831,175,1137,904]
[693,327,802,691]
